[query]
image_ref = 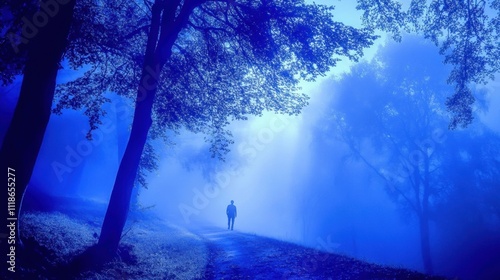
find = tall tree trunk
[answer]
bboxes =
[410,150,434,274]
[96,72,157,257]
[72,62,160,268]
[96,0,163,258]
[0,0,75,260]
[420,154,433,274]
[419,213,433,274]
[96,0,197,259]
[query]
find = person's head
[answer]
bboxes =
[230,200,234,204]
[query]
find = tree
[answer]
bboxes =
[54,0,376,259]
[3,0,495,266]
[0,0,153,256]
[0,0,76,258]
[356,0,500,128]
[325,37,461,273]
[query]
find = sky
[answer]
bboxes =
[1,1,500,279]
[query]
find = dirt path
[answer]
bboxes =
[194,226,447,280]
[197,227,289,279]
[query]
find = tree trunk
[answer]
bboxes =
[96,0,197,259]
[418,214,433,274]
[96,84,155,257]
[96,0,163,259]
[0,0,75,260]
[420,153,433,274]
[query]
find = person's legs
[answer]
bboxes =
[230,217,235,230]
[227,216,230,229]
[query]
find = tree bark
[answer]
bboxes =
[96,0,198,259]
[0,0,75,260]
[96,71,157,257]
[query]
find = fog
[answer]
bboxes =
[2,32,500,279]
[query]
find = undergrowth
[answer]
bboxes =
[19,211,207,279]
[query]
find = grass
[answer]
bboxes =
[11,197,447,280]
[18,211,208,279]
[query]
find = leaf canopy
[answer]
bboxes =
[54,0,376,158]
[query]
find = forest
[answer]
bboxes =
[1,0,499,279]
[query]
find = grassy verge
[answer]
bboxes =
[18,211,208,279]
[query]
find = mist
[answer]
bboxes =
[3,32,499,280]
[138,37,497,278]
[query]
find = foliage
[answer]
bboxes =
[328,37,448,216]
[53,0,376,160]
[137,141,159,188]
[0,1,37,85]
[326,35,500,223]
[355,0,500,128]
[2,1,499,130]
[436,125,500,224]
[322,36,500,273]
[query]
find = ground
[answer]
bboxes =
[199,227,445,280]
[5,195,448,279]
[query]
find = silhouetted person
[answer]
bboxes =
[226,200,237,230]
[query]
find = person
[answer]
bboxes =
[226,200,237,230]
